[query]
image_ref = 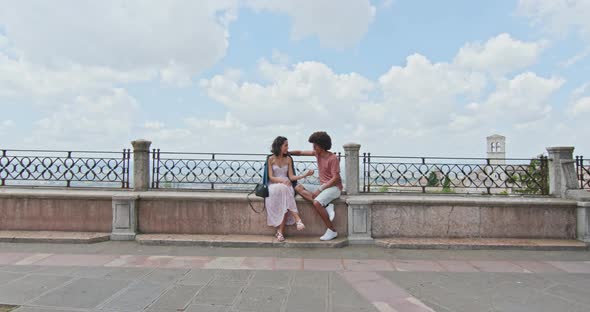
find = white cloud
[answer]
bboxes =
[200,59,374,127]
[456,72,564,130]
[246,0,376,48]
[0,53,152,101]
[517,0,590,39]
[570,97,590,114]
[376,53,486,130]
[29,88,139,149]
[0,1,235,82]
[0,119,14,132]
[454,33,546,75]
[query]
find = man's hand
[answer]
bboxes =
[312,189,321,198]
[305,169,314,177]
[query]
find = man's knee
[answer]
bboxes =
[312,200,323,210]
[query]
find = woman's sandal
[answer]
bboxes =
[275,231,285,242]
[296,220,305,231]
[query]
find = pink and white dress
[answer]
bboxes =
[265,165,297,227]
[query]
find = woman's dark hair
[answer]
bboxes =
[308,131,332,151]
[271,136,288,156]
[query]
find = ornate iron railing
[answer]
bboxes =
[576,156,590,190]
[362,154,549,195]
[151,150,342,190]
[0,149,131,188]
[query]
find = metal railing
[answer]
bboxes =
[0,149,131,188]
[151,150,342,191]
[576,156,590,190]
[362,154,549,195]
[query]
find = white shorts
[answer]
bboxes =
[313,186,341,207]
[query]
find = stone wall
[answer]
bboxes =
[355,195,577,239]
[0,189,113,232]
[137,191,348,237]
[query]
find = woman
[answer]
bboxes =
[266,136,314,242]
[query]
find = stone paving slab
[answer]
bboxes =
[0,231,110,244]
[0,274,72,305]
[1,244,590,312]
[381,271,590,312]
[96,281,169,312]
[30,278,131,309]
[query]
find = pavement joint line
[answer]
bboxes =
[228,270,254,310]
[142,276,188,311]
[184,269,215,310]
[278,270,294,312]
[327,271,333,312]
[22,275,79,307]
[14,253,52,266]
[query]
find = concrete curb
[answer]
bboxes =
[136,234,348,248]
[0,231,110,244]
[375,238,589,251]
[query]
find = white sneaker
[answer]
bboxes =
[325,203,335,222]
[320,228,338,241]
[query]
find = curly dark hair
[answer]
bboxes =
[308,131,332,151]
[271,136,288,156]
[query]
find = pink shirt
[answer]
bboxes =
[316,152,343,190]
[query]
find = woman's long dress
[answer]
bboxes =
[265,165,297,227]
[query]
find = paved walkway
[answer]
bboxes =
[0,242,589,312]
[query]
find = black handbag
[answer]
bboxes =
[254,183,269,198]
[247,184,267,213]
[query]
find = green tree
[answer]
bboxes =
[508,158,548,195]
[426,172,439,187]
[442,175,453,193]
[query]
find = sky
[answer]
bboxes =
[0,0,589,158]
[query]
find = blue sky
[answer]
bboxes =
[0,0,589,157]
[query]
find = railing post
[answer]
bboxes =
[546,146,577,198]
[343,143,361,195]
[576,156,584,188]
[131,139,152,191]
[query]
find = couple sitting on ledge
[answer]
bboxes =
[265,131,342,242]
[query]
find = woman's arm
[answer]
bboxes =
[287,157,314,181]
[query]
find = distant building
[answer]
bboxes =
[487,134,506,165]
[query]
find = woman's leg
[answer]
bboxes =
[278,213,288,235]
[290,210,305,230]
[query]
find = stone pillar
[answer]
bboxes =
[346,197,373,244]
[343,143,361,195]
[565,189,590,242]
[578,202,590,243]
[111,194,139,241]
[132,139,151,191]
[546,147,577,197]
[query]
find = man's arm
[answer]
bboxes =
[290,150,315,156]
[319,173,341,191]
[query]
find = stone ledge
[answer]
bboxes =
[375,237,588,251]
[136,234,348,248]
[0,187,126,199]
[0,231,110,244]
[348,194,576,207]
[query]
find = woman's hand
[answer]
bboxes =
[305,169,314,177]
[282,179,291,186]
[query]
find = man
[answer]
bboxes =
[290,131,341,241]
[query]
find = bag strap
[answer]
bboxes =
[247,189,265,213]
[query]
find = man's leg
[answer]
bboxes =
[295,184,314,202]
[295,185,335,231]
[312,200,335,231]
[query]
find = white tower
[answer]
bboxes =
[486,134,506,165]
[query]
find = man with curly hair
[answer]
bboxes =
[290,131,342,241]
